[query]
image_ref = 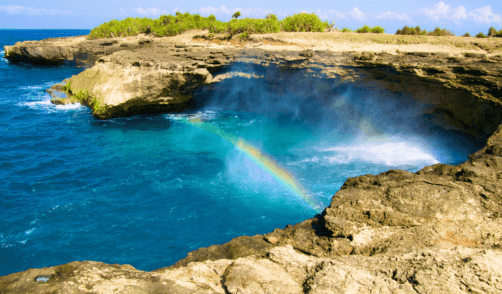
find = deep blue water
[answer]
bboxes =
[0,30,480,276]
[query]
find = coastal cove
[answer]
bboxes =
[1,30,502,293]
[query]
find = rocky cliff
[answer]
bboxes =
[2,33,502,293]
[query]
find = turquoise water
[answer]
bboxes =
[0,30,480,276]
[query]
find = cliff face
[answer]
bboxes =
[2,34,502,293]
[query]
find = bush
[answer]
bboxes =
[227,16,280,36]
[488,26,497,37]
[238,32,249,41]
[462,32,471,37]
[487,27,502,38]
[370,26,385,33]
[87,12,348,40]
[427,27,455,37]
[476,32,486,38]
[356,25,385,34]
[88,13,227,39]
[88,17,154,39]
[232,11,241,19]
[395,25,427,35]
[280,13,329,32]
[341,27,352,33]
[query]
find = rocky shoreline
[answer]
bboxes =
[2,33,502,293]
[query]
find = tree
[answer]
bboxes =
[232,11,241,19]
[488,26,497,37]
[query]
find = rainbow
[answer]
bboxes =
[178,116,322,212]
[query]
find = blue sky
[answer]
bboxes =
[0,0,500,35]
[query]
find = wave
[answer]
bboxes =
[18,81,58,91]
[19,99,84,111]
[55,103,83,110]
[318,140,439,166]
[166,110,218,122]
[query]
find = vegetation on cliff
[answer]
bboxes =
[88,12,331,40]
[396,25,502,38]
[395,25,454,36]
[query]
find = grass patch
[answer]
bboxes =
[62,80,105,114]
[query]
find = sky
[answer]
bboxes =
[0,0,501,36]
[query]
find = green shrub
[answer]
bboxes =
[488,26,497,37]
[488,27,502,38]
[462,32,471,37]
[370,26,385,33]
[280,13,328,32]
[395,25,427,35]
[88,13,227,39]
[427,27,455,37]
[476,32,486,38]
[238,32,249,41]
[87,12,345,40]
[88,17,155,39]
[341,27,352,33]
[232,11,241,19]
[356,25,385,34]
[227,17,280,36]
[73,89,90,103]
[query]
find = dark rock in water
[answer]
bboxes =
[2,34,502,293]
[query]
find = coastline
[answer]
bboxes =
[1,32,502,293]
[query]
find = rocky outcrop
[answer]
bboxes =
[5,35,502,140]
[3,35,157,66]
[2,34,502,293]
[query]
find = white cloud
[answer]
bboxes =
[468,6,502,24]
[0,5,71,16]
[133,7,169,17]
[348,7,365,22]
[315,9,347,21]
[376,11,411,22]
[417,1,466,24]
[360,2,500,26]
[197,5,232,15]
[193,5,284,18]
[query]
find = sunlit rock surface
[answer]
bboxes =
[2,34,502,293]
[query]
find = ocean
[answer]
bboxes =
[0,29,480,276]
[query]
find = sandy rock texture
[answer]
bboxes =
[2,245,502,293]
[2,33,502,293]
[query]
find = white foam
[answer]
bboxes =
[18,81,57,91]
[25,228,36,235]
[319,139,439,166]
[55,103,83,110]
[22,100,52,107]
[20,99,84,112]
[167,111,218,121]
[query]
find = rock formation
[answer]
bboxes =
[2,33,502,293]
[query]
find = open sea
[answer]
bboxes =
[0,30,481,276]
